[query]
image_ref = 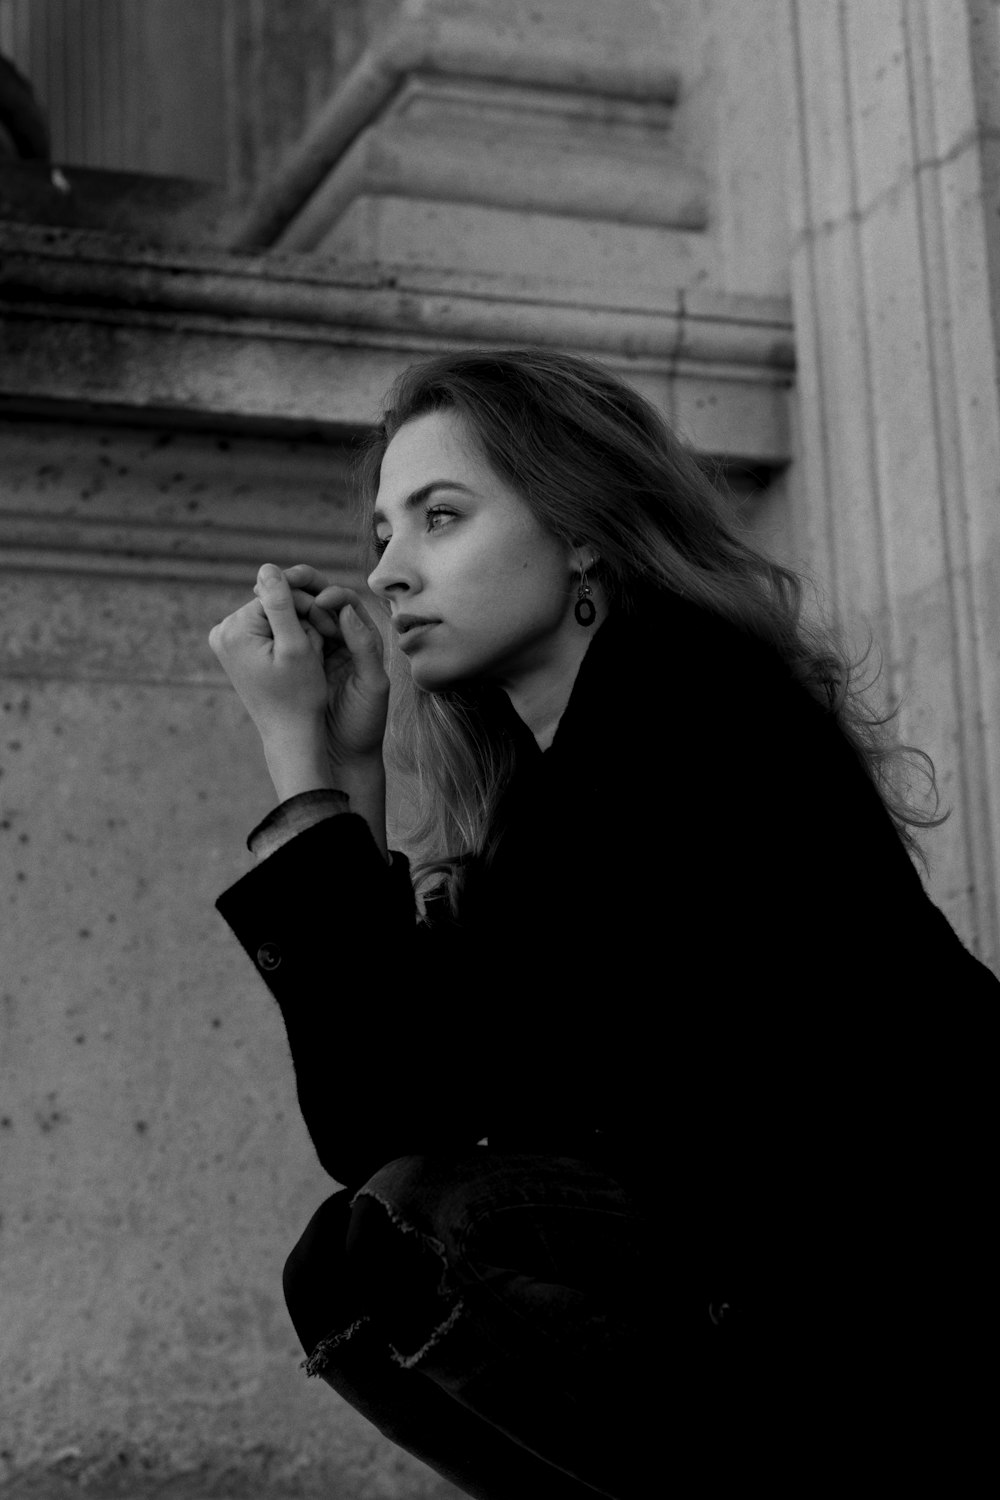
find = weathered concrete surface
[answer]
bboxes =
[0,417,460,1499]
[0,416,363,590]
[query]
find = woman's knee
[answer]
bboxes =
[352,1151,488,1247]
[281,1158,463,1347]
[282,1189,354,1346]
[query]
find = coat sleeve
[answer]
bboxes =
[214,809,487,1188]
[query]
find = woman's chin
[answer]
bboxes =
[406,657,448,688]
[408,656,479,695]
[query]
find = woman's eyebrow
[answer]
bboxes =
[371,481,475,529]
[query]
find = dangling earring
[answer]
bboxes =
[575,565,597,627]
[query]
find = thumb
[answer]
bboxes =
[257,564,303,646]
[339,601,386,681]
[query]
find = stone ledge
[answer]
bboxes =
[278,104,709,250]
[0,223,794,462]
[0,219,794,324]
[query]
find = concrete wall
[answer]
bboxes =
[0,417,464,1497]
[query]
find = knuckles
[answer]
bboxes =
[209,578,332,655]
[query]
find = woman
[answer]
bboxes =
[209,348,995,1497]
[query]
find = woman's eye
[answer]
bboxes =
[373,506,455,557]
[425,505,455,532]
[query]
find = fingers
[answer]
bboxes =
[221,566,387,689]
[253,569,369,618]
[251,567,383,652]
[337,599,387,684]
[283,578,380,632]
[254,564,311,651]
[313,587,379,634]
[300,584,385,677]
[283,563,328,594]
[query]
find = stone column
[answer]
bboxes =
[781,0,1000,969]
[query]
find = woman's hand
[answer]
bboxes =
[208,562,390,768]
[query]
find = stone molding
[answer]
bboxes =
[782,0,1000,967]
[0,414,361,606]
[0,507,362,593]
[0,222,794,462]
[230,4,683,251]
[275,73,707,252]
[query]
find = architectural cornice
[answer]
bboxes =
[0,223,794,462]
[229,6,683,250]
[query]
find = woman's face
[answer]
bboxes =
[367,408,583,694]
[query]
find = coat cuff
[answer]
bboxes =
[247,788,351,860]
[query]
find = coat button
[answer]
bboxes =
[256,942,282,971]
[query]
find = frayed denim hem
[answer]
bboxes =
[301,1314,373,1377]
[300,1183,469,1379]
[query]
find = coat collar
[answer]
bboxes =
[473,586,787,770]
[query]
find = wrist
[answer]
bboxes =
[259,715,325,755]
[261,729,334,803]
[329,756,389,865]
[331,753,386,787]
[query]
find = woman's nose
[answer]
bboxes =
[367,559,411,598]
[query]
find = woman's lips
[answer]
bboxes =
[398,622,439,651]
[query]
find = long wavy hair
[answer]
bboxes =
[349,347,949,920]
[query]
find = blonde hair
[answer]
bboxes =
[350,347,949,920]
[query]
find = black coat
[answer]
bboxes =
[215,587,995,1480]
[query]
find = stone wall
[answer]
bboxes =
[782,0,1000,969]
[0,417,443,1498]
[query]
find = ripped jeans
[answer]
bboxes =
[281,1147,662,1500]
